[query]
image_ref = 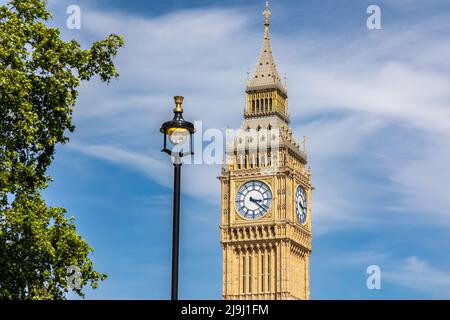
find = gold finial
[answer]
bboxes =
[263,1,271,28]
[174,96,184,113]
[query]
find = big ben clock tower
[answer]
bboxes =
[220,2,313,300]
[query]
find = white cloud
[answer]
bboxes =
[329,250,450,298]
[44,2,450,233]
[32,0,450,300]
[388,136,450,225]
[384,256,450,298]
[70,143,221,203]
[70,144,167,178]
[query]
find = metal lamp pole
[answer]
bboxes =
[171,157,181,300]
[160,96,195,301]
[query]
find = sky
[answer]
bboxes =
[9,0,450,299]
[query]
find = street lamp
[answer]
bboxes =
[160,96,195,301]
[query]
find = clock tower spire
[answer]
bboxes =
[246,1,289,123]
[220,2,313,300]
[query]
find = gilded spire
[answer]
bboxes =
[247,1,286,95]
[264,1,271,29]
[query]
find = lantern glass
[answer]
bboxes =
[168,128,190,146]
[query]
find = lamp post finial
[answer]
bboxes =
[174,96,184,113]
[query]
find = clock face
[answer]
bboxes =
[295,185,308,225]
[235,181,272,220]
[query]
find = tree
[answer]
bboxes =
[0,0,124,299]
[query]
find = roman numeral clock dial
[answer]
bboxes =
[295,185,308,225]
[235,181,272,220]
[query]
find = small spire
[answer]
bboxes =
[263,1,271,29]
[303,136,307,153]
[247,0,286,94]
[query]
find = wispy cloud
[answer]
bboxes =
[37,0,450,299]
[55,3,450,232]
[328,250,450,298]
[70,144,167,181]
[384,256,450,298]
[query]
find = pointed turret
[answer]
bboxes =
[247,1,287,95]
[245,1,289,122]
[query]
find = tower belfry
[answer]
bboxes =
[220,1,313,301]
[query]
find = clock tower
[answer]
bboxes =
[220,2,313,300]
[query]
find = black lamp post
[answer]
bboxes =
[160,96,195,301]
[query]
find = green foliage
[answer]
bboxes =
[0,0,124,299]
[0,193,107,299]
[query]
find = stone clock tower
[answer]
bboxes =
[220,2,313,300]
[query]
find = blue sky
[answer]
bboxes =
[21,0,450,299]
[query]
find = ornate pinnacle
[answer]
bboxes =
[303,136,307,154]
[263,1,271,28]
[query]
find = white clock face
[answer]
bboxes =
[295,185,308,225]
[235,181,272,220]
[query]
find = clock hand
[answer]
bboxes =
[251,198,268,211]
[298,199,305,210]
[257,202,267,210]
